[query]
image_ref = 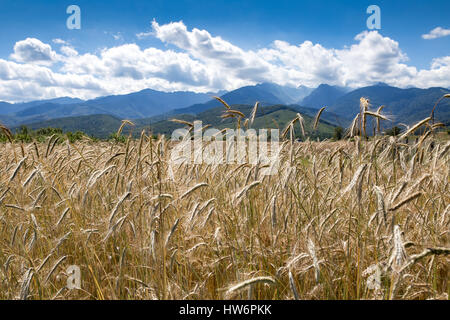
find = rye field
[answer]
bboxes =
[0,109,449,300]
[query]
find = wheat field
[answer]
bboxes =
[0,113,449,300]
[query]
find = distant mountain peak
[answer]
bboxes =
[373,82,390,87]
[316,83,348,89]
[299,84,350,108]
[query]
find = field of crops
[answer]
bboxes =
[0,121,449,300]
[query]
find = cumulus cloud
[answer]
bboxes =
[1,21,450,102]
[152,20,271,81]
[10,38,58,65]
[335,31,415,87]
[52,38,68,45]
[60,46,78,57]
[150,21,448,89]
[422,27,450,40]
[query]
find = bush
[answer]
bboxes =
[385,126,402,136]
[66,131,85,143]
[0,126,87,144]
[36,127,63,136]
[15,125,32,143]
[108,132,127,143]
[0,131,9,143]
[333,127,344,140]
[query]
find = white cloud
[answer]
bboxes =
[104,31,124,41]
[336,31,415,87]
[422,27,450,40]
[112,32,123,41]
[52,38,68,45]
[60,46,78,57]
[411,57,450,88]
[152,20,271,76]
[0,58,106,102]
[151,22,450,89]
[1,22,450,102]
[11,38,58,65]
[136,31,153,39]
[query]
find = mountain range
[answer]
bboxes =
[0,89,216,126]
[299,84,350,109]
[326,84,450,125]
[0,83,314,127]
[19,104,337,140]
[1,82,449,137]
[170,83,313,116]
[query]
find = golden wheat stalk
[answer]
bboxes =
[224,109,245,118]
[313,107,326,131]
[398,117,431,141]
[249,102,259,127]
[349,114,360,137]
[180,182,209,199]
[170,118,194,127]
[389,192,422,211]
[226,276,275,295]
[0,123,13,143]
[297,113,306,137]
[288,271,300,300]
[214,96,231,109]
[117,120,135,136]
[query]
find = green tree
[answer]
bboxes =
[333,127,344,140]
[66,131,85,143]
[108,132,127,143]
[15,125,32,142]
[36,127,63,136]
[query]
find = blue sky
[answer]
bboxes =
[0,0,449,102]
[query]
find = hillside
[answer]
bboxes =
[85,89,214,118]
[3,83,449,131]
[171,86,285,115]
[300,84,350,109]
[170,83,314,115]
[254,83,314,104]
[0,97,84,115]
[0,83,310,126]
[3,103,110,127]
[287,105,350,128]
[146,104,336,140]
[0,89,214,126]
[16,104,337,140]
[15,114,123,139]
[327,85,450,125]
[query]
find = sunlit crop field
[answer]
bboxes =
[0,127,448,300]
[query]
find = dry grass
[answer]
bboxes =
[0,115,449,300]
